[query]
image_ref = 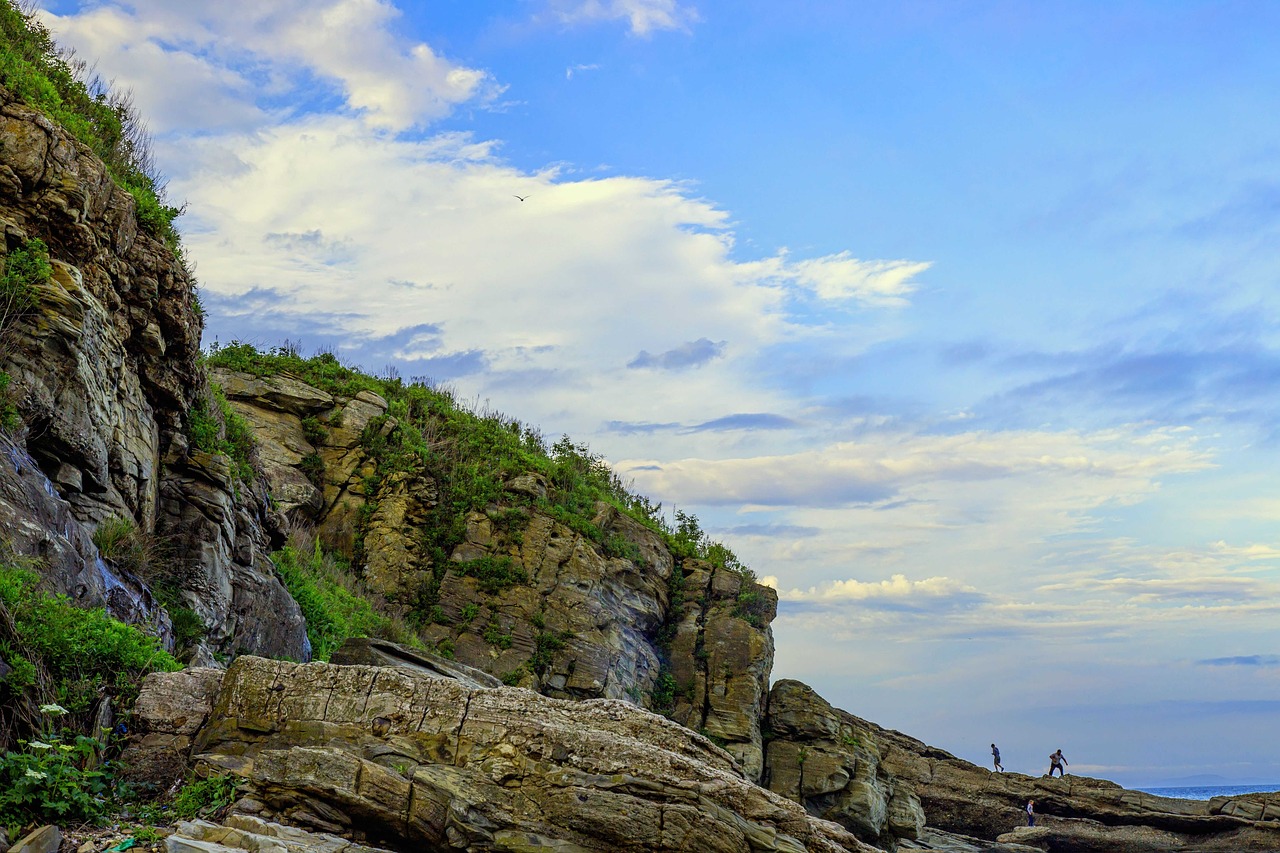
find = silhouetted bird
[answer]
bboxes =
[514,195,528,201]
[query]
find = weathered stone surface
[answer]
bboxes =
[168,816,393,853]
[193,656,879,853]
[7,826,59,853]
[665,560,776,782]
[0,91,305,664]
[117,667,227,797]
[765,680,924,848]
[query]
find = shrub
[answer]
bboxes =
[0,370,18,432]
[454,555,528,595]
[0,563,180,719]
[188,385,255,483]
[0,237,48,321]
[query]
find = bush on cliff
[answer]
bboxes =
[188,384,255,483]
[0,237,51,431]
[0,2,183,246]
[0,558,180,748]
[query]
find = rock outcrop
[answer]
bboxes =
[763,679,1280,852]
[763,680,924,849]
[0,88,306,662]
[214,368,780,781]
[189,654,878,853]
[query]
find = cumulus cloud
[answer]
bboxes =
[549,0,700,36]
[41,0,496,132]
[766,573,980,605]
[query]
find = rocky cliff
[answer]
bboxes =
[0,87,307,666]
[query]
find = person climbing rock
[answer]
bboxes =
[991,743,1003,772]
[1048,748,1068,777]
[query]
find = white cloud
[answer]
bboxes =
[765,573,979,603]
[616,425,1212,510]
[41,0,495,132]
[738,251,930,308]
[550,0,700,36]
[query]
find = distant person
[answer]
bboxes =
[991,743,1003,772]
[1026,799,1035,827]
[1048,749,1068,777]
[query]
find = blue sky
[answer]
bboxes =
[39,0,1280,786]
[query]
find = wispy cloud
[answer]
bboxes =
[548,0,700,36]
[566,63,600,80]
[740,251,930,308]
[618,425,1211,509]
[1198,655,1280,668]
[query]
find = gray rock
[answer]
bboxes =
[8,826,60,853]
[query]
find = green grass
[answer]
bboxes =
[188,384,255,483]
[271,538,418,661]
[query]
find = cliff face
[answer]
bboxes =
[213,366,779,781]
[0,89,307,662]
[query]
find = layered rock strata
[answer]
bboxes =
[192,655,878,853]
[0,89,306,661]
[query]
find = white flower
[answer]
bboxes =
[39,703,68,716]
[28,740,52,750]
[24,768,47,780]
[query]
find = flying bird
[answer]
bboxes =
[514,195,528,201]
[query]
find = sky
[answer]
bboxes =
[34,0,1280,787]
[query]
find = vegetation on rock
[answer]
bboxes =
[0,1,183,247]
[271,537,416,661]
[0,237,51,431]
[187,384,256,483]
[0,556,180,740]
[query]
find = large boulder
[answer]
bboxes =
[192,655,880,853]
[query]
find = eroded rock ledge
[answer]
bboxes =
[189,655,877,853]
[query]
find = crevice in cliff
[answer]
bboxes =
[455,690,476,767]
[694,578,712,732]
[360,669,380,718]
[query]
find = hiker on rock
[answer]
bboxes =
[991,743,1003,772]
[1048,749,1068,777]
[1026,799,1035,827]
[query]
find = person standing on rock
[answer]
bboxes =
[1025,799,1035,827]
[1048,749,1068,777]
[991,743,1003,772]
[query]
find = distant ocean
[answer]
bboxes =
[1137,784,1280,801]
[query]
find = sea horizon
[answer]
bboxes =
[1136,784,1280,801]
